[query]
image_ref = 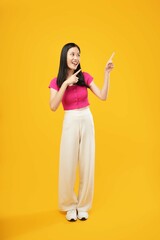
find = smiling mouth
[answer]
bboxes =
[72,62,79,66]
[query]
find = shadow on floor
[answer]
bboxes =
[0,209,61,240]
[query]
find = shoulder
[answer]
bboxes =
[48,77,59,91]
[82,71,94,85]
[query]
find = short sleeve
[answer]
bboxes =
[83,72,93,85]
[48,78,59,91]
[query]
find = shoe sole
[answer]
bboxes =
[78,217,88,221]
[66,218,77,222]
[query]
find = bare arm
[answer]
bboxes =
[50,82,68,111]
[49,69,81,111]
[89,52,115,101]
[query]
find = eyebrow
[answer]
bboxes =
[70,52,80,55]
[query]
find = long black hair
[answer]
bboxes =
[57,43,89,88]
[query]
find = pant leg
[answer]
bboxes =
[77,110,95,212]
[58,113,80,211]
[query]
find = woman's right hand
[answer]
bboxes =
[65,69,81,86]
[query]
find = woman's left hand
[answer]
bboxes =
[105,52,115,73]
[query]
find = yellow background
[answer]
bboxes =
[1,0,160,239]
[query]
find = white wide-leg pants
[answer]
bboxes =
[58,107,95,212]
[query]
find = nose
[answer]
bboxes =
[73,55,78,60]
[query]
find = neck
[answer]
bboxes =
[67,68,74,77]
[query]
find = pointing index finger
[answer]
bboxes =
[74,69,81,75]
[108,52,115,62]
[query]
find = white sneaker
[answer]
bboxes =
[66,209,77,221]
[77,211,88,220]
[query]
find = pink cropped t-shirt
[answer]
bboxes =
[48,72,93,110]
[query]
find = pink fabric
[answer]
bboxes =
[48,72,93,110]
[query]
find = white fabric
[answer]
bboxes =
[66,209,77,221]
[77,211,89,220]
[58,107,95,212]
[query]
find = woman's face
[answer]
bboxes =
[67,47,80,71]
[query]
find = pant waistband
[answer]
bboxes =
[64,107,91,117]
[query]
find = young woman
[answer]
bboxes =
[49,42,114,221]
